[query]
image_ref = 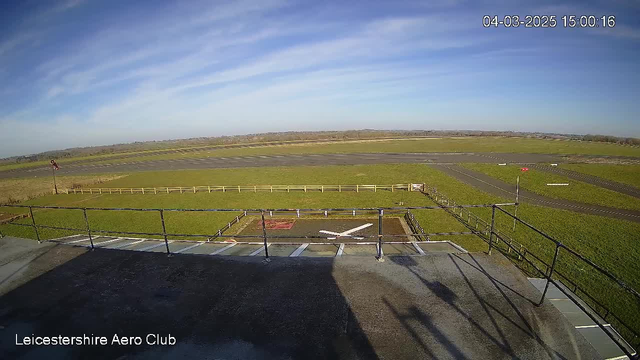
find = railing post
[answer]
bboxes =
[261,211,270,260]
[488,205,496,255]
[28,206,41,243]
[83,208,94,249]
[376,209,384,261]
[539,243,560,306]
[159,210,170,255]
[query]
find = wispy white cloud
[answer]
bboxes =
[1,0,639,156]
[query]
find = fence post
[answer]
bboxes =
[154,188,157,194]
[376,209,384,260]
[142,188,144,194]
[391,184,394,192]
[488,205,496,255]
[374,185,377,192]
[28,206,41,243]
[339,185,341,192]
[223,186,225,193]
[159,210,170,255]
[260,211,270,260]
[321,185,324,193]
[356,185,359,193]
[271,185,273,193]
[83,209,94,249]
[208,186,211,193]
[193,186,196,193]
[539,244,560,306]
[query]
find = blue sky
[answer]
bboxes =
[1,0,639,157]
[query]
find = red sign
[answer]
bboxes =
[521,167,529,172]
[51,160,60,170]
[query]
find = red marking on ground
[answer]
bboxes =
[258,220,296,230]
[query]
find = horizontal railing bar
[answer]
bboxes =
[0,203,516,212]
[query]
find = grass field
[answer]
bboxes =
[459,163,640,211]
[4,137,639,173]
[1,163,639,339]
[561,164,640,188]
[87,137,640,166]
[0,174,126,204]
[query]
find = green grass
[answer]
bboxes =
[561,164,640,188]
[459,163,640,211]
[5,136,640,172]
[1,163,639,341]
[81,137,640,166]
[97,164,439,187]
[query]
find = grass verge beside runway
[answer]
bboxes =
[459,163,640,211]
[561,164,640,189]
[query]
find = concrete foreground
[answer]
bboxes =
[0,237,600,359]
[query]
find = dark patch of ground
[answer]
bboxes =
[0,236,600,359]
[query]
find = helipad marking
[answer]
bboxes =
[336,243,345,256]
[412,242,426,255]
[250,244,270,256]
[210,243,236,255]
[173,242,205,254]
[290,243,309,257]
[111,239,145,249]
[137,241,173,252]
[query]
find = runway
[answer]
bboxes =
[0,152,565,179]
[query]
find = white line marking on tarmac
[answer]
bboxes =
[412,242,426,255]
[337,243,345,256]
[173,242,205,254]
[574,324,611,329]
[92,238,124,247]
[290,243,309,257]
[137,241,173,252]
[65,237,91,244]
[52,234,84,242]
[447,241,469,253]
[250,244,270,256]
[210,243,236,255]
[111,240,145,249]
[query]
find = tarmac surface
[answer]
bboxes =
[429,164,640,223]
[0,236,600,360]
[0,152,566,179]
[531,164,640,199]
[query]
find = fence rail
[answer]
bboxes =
[62,183,418,195]
[420,186,640,358]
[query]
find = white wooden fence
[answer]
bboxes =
[63,183,421,195]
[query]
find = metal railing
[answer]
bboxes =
[1,200,637,358]
[420,186,639,358]
[0,203,511,257]
[62,183,415,195]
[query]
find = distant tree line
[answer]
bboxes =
[580,134,640,146]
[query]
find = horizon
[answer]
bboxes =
[1,0,639,158]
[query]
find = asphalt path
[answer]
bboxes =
[429,164,640,223]
[0,152,565,179]
[531,164,640,199]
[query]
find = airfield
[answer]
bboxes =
[1,136,639,359]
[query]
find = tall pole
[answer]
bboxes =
[488,205,496,255]
[513,176,519,231]
[52,164,58,195]
[261,211,270,259]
